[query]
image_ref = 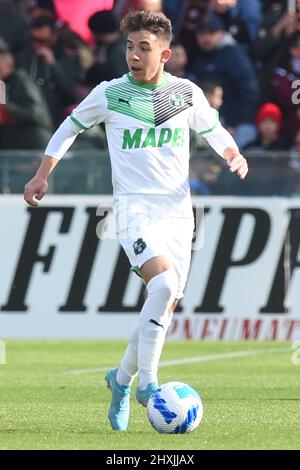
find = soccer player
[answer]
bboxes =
[24,10,248,431]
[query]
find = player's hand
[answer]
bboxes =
[24,176,48,207]
[224,147,248,180]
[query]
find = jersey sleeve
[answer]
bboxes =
[69,81,109,130]
[188,82,219,136]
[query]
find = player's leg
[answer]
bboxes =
[116,216,193,408]
[116,326,139,386]
[106,327,140,431]
[137,217,194,405]
[117,262,179,387]
[105,254,175,429]
[135,255,178,406]
[135,213,194,407]
[105,216,190,429]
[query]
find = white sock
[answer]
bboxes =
[138,270,177,390]
[117,326,139,386]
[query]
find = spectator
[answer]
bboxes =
[165,42,196,79]
[243,99,295,197]
[189,155,222,195]
[0,0,29,54]
[163,0,187,39]
[272,31,300,141]
[164,0,262,53]
[189,14,259,147]
[10,0,28,19]
[244,102,290,151]
[28,0,58,19]
[0,41,52,150]
[54,0,114,43]
[114,0,162,21]
[17,16,82,126]
[191,79,224,151]
[199,79,224,111]
[27,0,95,80]
[254,0,299,99]
[164,0,208,55]
[209,0,262,51]
[85,10,127,87]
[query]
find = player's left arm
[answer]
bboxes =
[223,147,248,180]
[204,123,248,180]
[189,82,248,180]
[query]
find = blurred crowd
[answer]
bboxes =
[0,0,300,158]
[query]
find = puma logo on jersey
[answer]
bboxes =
[118,97,132,107]
[122,127,185,149]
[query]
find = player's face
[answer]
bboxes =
[126,30,171,85]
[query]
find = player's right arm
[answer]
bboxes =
[24,82,109,207]
[24,117,82,207]
[24,155,58,207]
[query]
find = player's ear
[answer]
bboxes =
[161,48,172,64]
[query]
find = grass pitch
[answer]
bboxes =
[0,340,299,450]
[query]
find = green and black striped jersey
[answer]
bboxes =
[70,72,219,206]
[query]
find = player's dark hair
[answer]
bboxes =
[120,10,172,45]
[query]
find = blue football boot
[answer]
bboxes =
[105,368,131,431]
[136,382,158,408]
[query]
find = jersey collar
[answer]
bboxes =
[126,72,169,89]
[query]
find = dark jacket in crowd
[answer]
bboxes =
[272,67,300,141]
[16,38,81,126]
[0,3,29,55]
[253,1,288,99]
[244,135,290,151]
[0,69,53,150]
[86,36,128,87]
[189,39,259,127]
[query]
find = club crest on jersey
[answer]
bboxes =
[133,238,147,255]
[169,92,185,108]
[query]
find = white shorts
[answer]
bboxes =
[117,213,194,299]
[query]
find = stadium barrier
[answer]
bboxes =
[1,149,300,196]
[0,194,299,340]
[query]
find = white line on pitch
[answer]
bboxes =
[64,346,290,375]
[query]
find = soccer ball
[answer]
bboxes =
[147,382,203,434]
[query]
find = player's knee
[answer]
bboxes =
[140,269,178,330]
[147,269,178,303]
